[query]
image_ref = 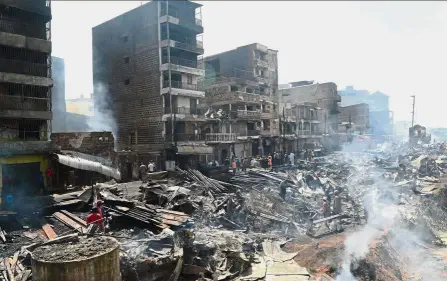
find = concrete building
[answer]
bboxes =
[339,103,370,135]
[202,43,279,159]
[93,0,206,179]
[339,86,393,136]
[0,0,53,200]
[279,101,322,152]
[280,81,341,150]
[51,56,67,132]
[66,94,94,117]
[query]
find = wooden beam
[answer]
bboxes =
[10,252,18,275]
[53,212,87,233]
[60,211,87,228]
[3,258,14,281]
[39,219,57,240]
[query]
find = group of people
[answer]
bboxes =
[138,160,156,180]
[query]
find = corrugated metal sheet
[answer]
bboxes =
[177,145,213,155]
[54,154,121,180]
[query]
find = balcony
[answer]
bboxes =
[235,110,261,120]
[161,56,204,76]
[4,0,52,18]
[165,133,206,142]
[163,80,198,91]
[255,58,270,69]
[255,75,270,84]
[261,111,274,119]
[261,129,279,136]
[164,106,207,116]
[0,95,50,112]
[159,13,203,33]
[246,130,260,137]
[160,37,204,55]
[207,91,261,105]
[0,58,48,78]
[0,18,47,40]
[205,133,237,143]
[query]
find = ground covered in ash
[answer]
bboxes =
[32,236,118,262]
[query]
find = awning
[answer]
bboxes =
[54,153,121,180]
[177,145,213,155]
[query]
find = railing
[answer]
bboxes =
[166,133,206,142]
[0,58,48,77]
[236,110,261,120]
[163,80,199,90]
[205,133,237,143]
[247,130,261,136]
[195,18,202,26]
[162,56,200,69]
[0,19,46,39]
[0,95,49,111]
[173,40,203,53]
[296,130,320,136]
[164,106,207,115]
[208,91,261,104]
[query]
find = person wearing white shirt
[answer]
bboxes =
[148,161,155,173]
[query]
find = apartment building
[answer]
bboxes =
[0,0,53,199]
[279,102,322,152]
[279,81,341,150]
[51,56,66,132]
[93,0,206,179]
[339,103,370,135]
[203,43,279,160]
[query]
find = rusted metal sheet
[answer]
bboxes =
[53,212,87,233]
[40,219,57,240]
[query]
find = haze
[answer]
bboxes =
[51,1,447,127]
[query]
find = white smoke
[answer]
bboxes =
[91,83,117,145]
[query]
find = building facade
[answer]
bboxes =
[339,103,370,135]
[202,43,279,159]
[0,0,53,202]
[279,81,341,150]
[51,55,66,132]
[93,0,205,179]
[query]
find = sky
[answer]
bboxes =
[51,1,447,127]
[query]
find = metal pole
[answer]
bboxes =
[282,107,286,157]
[411,95,415,127]
[167,1,173,143]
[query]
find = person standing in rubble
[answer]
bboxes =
[332,190,342,215]
[86,207,104,232]
[268,155,273,170]
[322,198,331,218]
[279,180,287,200]
[138,162,147,180]
[289,151,295,166]
[148,160,155,173]
[232,159,237,175]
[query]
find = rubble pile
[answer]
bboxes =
[2,142,447,280]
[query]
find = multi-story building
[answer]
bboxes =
[0,0,53,200]
[279,102,322,152]
[279,81,341,150]
[51,56,66,132]
[202,43,279,159]
[339,86,393,136]
[66,94,94,117]
[339,103,370,135]
[93,0,206,179]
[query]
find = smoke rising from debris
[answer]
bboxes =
[90,83,117,143]
[335,146,446,281]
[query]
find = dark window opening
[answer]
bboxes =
[125,79,130,85]
[124,57,130,64]
[230,86,238,92]
[123,36,129,43]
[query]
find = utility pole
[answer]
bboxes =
[411,95,415,127]
[282,107,286,158]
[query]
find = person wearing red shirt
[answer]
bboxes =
[86,208,104,232]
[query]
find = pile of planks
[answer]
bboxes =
[109,204,190,231]
[0,252,31,281]
[176,168,230,194]
[52,211,87,234]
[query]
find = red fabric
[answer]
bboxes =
[46,168,52,177]
[86,213,103,225]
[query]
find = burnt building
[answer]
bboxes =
[0,0,53,202]
[339,103,370,135]
[280,81,341,151]
[93,0,205,179]
[203,43,279,160]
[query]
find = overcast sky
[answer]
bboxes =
[51,1,447,127]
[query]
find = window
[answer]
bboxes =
[230,86,238,92]
[187,74,193,85]
[124,57,130,64]
[125,79,130,85]
[123,36,129,43]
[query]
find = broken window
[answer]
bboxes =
[187,74,193,85]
